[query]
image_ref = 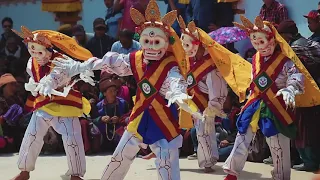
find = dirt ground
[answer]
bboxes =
[0,153,315,180]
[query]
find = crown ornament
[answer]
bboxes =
[12,26,53,48]
[130,0,177,36]
[177,15,200,45]
[233,15,274,39]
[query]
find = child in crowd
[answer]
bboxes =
[91,73,130,151]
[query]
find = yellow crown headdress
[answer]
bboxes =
[12,26,92,61]
[177,15,200,44]
[12,26,53,48]
[233,15,274,40]
[130,0,177,39]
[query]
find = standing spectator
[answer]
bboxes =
[111,29,141,54]
[259,0,289,26]
[86,18,116,80]
[113,0,149,33]
[304,10,320,42]
[188,0,217,33]
[0,34,30,63]
[104,0,123,39]
[1,17,13,50]
[165,0,189,35]
[86,18,115,59]
[188,0,234,33]
[278,20,320,172]
[72,24,94,47]
[318,2,320,11]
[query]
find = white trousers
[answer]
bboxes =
[17,110,86,177]
[194,119,219,168]
[101,130,182,180]
[223,127,291,180]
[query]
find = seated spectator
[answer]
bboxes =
[244,48,256,63]
[259,0,288,27]
[41,127,59,155]
[92,74,130,151]
[304,10,320,42]
[7,56,28,80]
[72,24,94,47]
[104,0,123,39]
[217,90,240,162]
[0,33,30,63]
[100,72,133,107]
[111,29,141,54]
[0,74,25,153]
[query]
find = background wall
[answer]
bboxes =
[0,0,318,54]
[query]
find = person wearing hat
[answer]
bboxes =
[278,19,320,172]
[86,18,116,59]
[86,18,116,81]
[72,24,94,47]
[0,74,24,153]
[92,74,130,151]
[304,10,320,42]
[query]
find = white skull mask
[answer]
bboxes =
[249,25,276,57]
[180,30,200,58]
[27,34,52,66]
[139,27,169,61]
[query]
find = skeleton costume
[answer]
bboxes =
[50,1,200,180]
[223,15,320,180]
[177,16,252,170]
[11,27,94,180]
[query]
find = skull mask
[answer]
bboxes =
[180,30,200,58]
[139,26,169,61]
[27,33,52,66]
[249,25,276,57]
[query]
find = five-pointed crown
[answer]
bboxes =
[233,15,274,39]
[177,15,200,44]
[12,26,52,48]
[130,0,177,36]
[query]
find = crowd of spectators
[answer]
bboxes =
[1,0,320,174]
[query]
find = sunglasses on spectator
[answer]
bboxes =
[95,26,106,31]
[3,25,12,28]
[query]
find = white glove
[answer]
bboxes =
[80,70,95,86]
[166,91,193,107]
[25,78,38,97]
[276,85,296,108]
[202,107,227,134]
[34,75,54,98]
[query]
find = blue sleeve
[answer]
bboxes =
[111,42,119,52]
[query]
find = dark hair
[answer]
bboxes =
[6,32,18,41]
[2,17,13,25]
[318,1,320,5]
[119,29,134,40]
